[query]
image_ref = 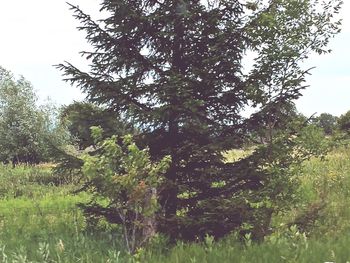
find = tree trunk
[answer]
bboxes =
[142,187,158,241]
[162,0,186,220]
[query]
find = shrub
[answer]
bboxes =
[79,127,171,254]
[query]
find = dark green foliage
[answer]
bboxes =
[58,0,343,240]
[50,143,85,184]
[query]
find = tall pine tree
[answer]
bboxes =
[58,0,342,240]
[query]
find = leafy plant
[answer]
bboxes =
[80,127,171,254]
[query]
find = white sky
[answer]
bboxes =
[0,0,349,116]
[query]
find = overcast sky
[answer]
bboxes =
[0,0,349,116]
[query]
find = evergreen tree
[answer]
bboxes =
[58,0,342,240]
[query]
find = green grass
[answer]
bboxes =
[141,234,350,263]
[297,145,350,236]
[0,145,349,262]
[0,164,131,262]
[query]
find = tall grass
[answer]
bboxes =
[141,234,350,263]
[297,145,350,237]
[0,145,349,262]
[0,164,131,262]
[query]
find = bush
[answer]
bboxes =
[79,127,171,254]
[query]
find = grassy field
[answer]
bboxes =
[0,145,350,262]
[0,165,129,262]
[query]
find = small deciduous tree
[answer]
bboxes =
[80,127,171,254]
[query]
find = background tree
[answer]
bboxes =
[0,66,64,165]
[60,101,134,149]
[58,0,342,240]
[337,110,350,134]
[313,113,338,135]
[247,101,307,144]
[52,101,134,182]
